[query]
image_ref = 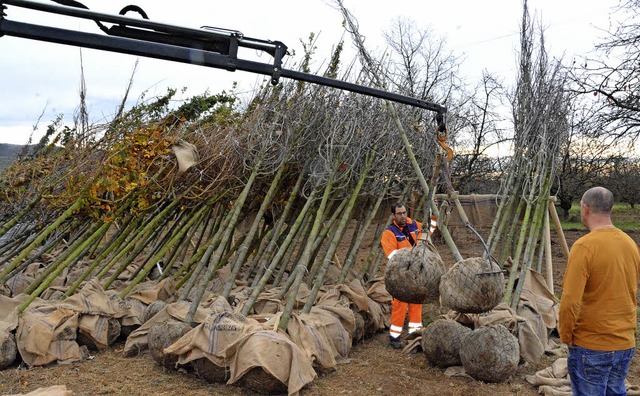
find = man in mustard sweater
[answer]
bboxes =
[559,186,640,395]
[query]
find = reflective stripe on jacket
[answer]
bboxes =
[380,218,422,258]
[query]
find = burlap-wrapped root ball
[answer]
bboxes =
[350,307,365,343]
[439,257,504,313]
[421,319,472,368]
[384,244,446,304]
[143,300,167,323]
[0,331,17,369]
[459,325,520,383]
[148,319,192,369]
[77,317,121,350]
[239,367,288,395]
[119,298,148,338]
[191,358,229,383]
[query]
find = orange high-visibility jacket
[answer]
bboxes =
[380,218,422,258]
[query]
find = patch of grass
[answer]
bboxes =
[613,219,640,231]
[556,202,640,231]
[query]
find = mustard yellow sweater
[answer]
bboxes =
[559,228,640,350]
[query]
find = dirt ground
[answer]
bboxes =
[0,227,639,396]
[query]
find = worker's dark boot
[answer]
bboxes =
[389,335,402,349]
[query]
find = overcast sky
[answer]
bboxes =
[0,0,616,145]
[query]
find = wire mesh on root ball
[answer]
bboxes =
[384,244,445,304]
[439,257,504,313]
[459,324,520,383]
[421,319,472,368]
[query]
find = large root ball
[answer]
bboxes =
[362,311,382,338]
[239,367,288,395]
[421,319,472,368]
[350,308,365,343]
[107,318,122,345]
[439,257,504,313]
[0,332,17,369]
[148,319,192,369]
[6,274,34,297]
[384,244,445,304]
[77,317,121,350]
[191,358,229,384]
[119,298,147,339]
[459,325,520,383]
[143,300,167,323]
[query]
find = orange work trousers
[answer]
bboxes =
[389,298,423,338]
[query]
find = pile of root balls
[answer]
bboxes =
[386,250,519,383]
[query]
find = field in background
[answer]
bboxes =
[558,202,640,231]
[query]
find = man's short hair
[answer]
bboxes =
[581,187,614,214]
[390,202,406,214]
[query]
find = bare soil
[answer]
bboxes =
[1,228,639,396]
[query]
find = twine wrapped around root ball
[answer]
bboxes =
[421,319,472,368]
[459,324,520,383]
[384,244,445,304]
[439,257,504,314]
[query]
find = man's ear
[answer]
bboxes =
[581,202,590,217]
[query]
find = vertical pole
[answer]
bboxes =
[547,197,569,259]
[543,208,554,294]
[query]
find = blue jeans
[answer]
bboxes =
[567,344,636,396]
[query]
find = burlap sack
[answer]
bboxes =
[123,297,229,356]
[165,311,317,395]
[286,305,354,373]
[57,279,124,350]
[16,302,83,366]
[227,327,317,395]
[125,278,177,304]
[6,385,73,396]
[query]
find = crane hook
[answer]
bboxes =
[437,129,454,162]
[435,111,453,162]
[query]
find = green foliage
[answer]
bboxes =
[299,32,316,74]
[111,88,178,130]
[324,40,344,79]
[172,90,238,126]
[296,33,317,93]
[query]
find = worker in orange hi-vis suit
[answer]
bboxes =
[380,202,437,349]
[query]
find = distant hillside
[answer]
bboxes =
[0,143,23,171]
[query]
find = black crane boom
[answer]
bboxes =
[0,0,447,117]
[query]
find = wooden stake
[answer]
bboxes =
[543,207,554,294]
[547,197,569,259]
